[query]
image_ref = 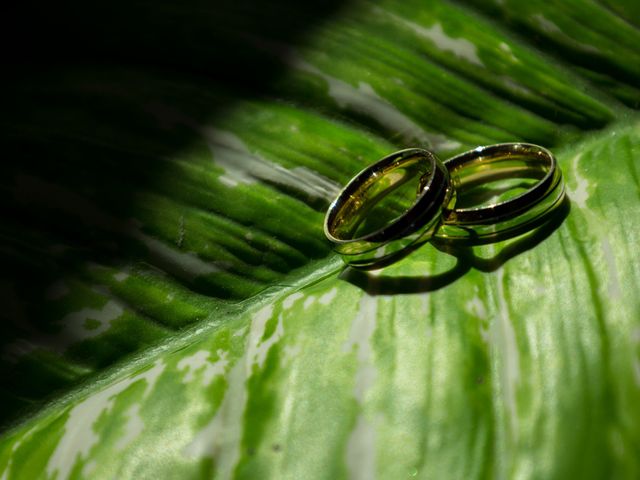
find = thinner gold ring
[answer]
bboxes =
[433,142,565,245]
[324,148,453,267]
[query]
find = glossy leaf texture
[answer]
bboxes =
[1,0,639,478]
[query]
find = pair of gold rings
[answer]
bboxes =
[324,143,565,268]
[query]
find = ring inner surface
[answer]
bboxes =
[454,156,546,208]
[446,147,554,224]
[330,154,432,241]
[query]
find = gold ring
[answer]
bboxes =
[433,142,565,245]
[324,148,453,268]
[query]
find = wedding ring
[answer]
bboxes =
[433,143,565,245]
[324,148,453,267]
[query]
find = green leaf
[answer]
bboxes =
[1,0,640,478]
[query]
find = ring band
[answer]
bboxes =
[324,148,453,267]
[433,143,565,245]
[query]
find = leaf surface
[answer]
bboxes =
[1,0,639,478]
